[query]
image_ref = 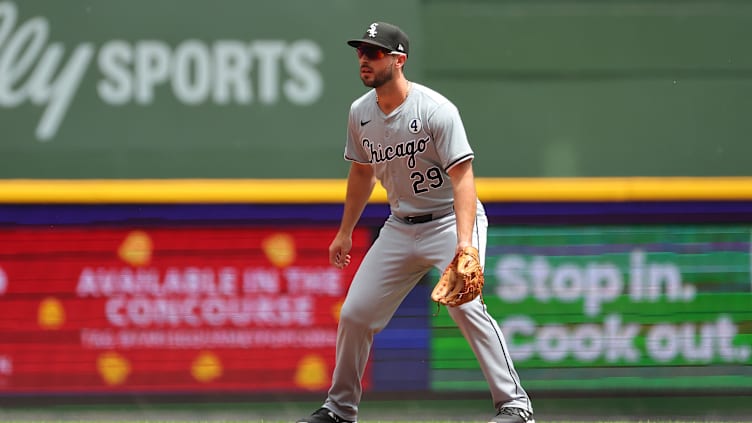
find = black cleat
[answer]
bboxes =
[297,407,354,423]
[489,407,535,423]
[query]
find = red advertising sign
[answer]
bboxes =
[0,226,370,393]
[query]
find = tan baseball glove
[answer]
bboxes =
[431,246,484,307]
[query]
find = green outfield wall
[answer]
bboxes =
[1,0,750,178]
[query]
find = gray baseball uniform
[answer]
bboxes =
[322,83,533,420]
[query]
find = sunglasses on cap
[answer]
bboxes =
[356,44,404,60]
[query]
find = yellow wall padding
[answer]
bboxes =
[0,177,750,204]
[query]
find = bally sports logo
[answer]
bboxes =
[0,1,323,141]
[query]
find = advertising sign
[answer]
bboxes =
[0,0,421,178]
[0,226,370,393]
[432,225,752,391]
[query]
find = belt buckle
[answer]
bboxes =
[405,214,432,224]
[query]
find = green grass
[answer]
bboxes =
[0,396,750,422]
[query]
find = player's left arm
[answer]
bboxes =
[447,159,477,253]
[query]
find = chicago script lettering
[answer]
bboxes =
[362,137,430,169]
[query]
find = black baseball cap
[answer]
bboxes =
[347,22,409,56]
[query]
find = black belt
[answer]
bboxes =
[404,214,434,224]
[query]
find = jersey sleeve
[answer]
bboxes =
[343,106,370,163]
[427,102,474,171]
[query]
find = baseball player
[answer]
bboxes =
[297,22,534,423]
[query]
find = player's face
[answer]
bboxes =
[356,45,400,88]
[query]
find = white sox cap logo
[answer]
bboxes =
[347,21,410,56]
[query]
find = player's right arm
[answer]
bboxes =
[329,162,376,268]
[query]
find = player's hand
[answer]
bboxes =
[456,240,473,256]
[329,233,353,269]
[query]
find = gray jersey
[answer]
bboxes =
[345,83,474,218]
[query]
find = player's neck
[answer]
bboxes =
[375,78,410,114]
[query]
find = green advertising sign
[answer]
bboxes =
[432,225,752,391]
[3,1,752,179]
[0,0,420,178]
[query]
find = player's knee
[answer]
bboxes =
[445,296,484,318]
[338,302,369,326]
[339,301,387,332]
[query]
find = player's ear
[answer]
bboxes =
[396,54,407,69]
